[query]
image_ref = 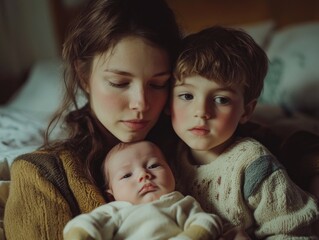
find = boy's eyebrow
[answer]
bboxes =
[104,69,171,78]
[174,83,239,93]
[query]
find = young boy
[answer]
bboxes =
[63,141,223,240]
[170,26,319,239]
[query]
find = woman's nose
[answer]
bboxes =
[129,86,149,111]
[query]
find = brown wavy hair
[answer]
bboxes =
[43,0,181,191]
[174,26,268,104]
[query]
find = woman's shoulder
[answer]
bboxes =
[12,150,74,172]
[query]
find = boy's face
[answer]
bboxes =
[105,142,175,204]
[171,75,254,155]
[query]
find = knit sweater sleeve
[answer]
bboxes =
[4,158,73,240]
[247,168,319,239]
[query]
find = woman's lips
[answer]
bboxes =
[122,120,149,130]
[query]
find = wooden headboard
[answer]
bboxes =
[167,0,319,34]
[49,0,319,49]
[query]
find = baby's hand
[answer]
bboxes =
[218,226,251,240]
[63,227,94,240]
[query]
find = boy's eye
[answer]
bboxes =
[178,93,193,101]
[214,96,230,105]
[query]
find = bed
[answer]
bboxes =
[1,0,319,237]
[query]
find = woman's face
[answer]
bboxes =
[87,36,171,142]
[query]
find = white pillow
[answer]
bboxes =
[6,59,64,121]
[260,22,319,117]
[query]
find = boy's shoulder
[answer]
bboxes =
[233,138,284,200]
[227,137,275,160]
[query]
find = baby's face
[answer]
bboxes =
[105,142,175,204]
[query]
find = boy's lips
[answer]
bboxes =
[189,126,210,136]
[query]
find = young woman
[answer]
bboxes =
[4,0,181,239]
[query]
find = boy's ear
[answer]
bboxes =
[239,99,257,124]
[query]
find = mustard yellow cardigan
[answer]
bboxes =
[4,151,106,240]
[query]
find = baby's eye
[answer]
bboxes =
[121,173,132,179]
[148,163,160,169]
[214,96,230,105]
[178,93,193,101]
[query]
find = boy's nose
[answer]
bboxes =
[194,111,211,119]
[194,99,212,119]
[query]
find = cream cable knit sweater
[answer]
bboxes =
[173,137,319,239]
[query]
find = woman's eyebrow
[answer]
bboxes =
[104,69,133,77]
[105,69,171,78]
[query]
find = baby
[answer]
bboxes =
[63,141,223,240]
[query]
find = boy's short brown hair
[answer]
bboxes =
[174,26,269,104]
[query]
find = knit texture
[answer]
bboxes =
[173,137,319,239]
[4,150,105,240]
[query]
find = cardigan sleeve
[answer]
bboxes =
[4,159,73,240]
[247,169,319,239]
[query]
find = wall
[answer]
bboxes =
[0,0,59,103]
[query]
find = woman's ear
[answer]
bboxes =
[239,99,257,124]
[74,60,90,93]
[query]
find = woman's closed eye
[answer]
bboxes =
[108,81,129,88]
[149,82,168,90]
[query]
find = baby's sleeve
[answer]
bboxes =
[172,195,223,240]
[63,204,118,240]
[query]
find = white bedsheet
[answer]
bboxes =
[0,108,46,175]
[0,58,63,179]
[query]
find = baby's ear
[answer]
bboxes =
[239,99,257,124]
[106,189,115,202]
